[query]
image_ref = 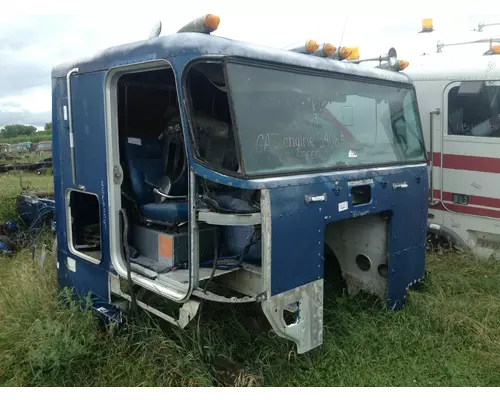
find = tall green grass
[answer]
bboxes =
[1,173,500,386]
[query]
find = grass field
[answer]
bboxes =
[0,153,49,167]
[1,172,500,387]
[1,134,52,145]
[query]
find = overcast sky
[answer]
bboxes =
[0,1,498,129]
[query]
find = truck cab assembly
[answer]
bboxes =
[51,15,428,353]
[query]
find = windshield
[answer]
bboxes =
[225,62,426,176]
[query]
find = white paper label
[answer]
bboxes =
[127,137,142,146]
[63,105,68,121]
[67,257,76,272]
[338,201,348,212]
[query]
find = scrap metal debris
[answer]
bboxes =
[0,153,17,162]
[0,158,53,174]
[0,191,56,257]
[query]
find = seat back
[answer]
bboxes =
[123,137,165,205]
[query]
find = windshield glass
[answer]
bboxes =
[225,62,426,176]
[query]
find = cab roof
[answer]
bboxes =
[52,32,412,85]
[404,53,500,81]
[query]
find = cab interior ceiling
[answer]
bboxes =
[115,63,262,288]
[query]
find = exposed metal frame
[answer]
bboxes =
[259,188,324,353]
[197,211,261,226]
[109,274,200,328]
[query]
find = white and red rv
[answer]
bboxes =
[402,19,500,257]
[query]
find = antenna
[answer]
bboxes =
[149,20,162,39]
[338,16,349,50]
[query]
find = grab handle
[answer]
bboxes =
[305,193,327,203]
[67,67,85,191]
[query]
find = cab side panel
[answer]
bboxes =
[53,72,111,305]
[268,165,428,308]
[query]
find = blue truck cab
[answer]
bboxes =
[51,15,428,354]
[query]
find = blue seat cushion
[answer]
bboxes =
[123,137,188,204]
[140,202,189,223]
[124,138,166,205]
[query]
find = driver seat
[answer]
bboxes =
[123,136,188,223]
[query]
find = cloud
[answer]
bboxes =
[0,107,50,129]
[0,87,51,129]
[0,61,49,97]
[0,7,499,130]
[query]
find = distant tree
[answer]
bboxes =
[44,122,52,135]
[0,124,37,138]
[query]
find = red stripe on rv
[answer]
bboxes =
[429,202,500,219]
[427,152,500,173]
[432,190,500,210]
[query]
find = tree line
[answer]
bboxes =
[0,123,52,139]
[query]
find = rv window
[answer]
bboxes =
[448,82,500,137]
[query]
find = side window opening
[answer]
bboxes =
[184,61,260,211]
[186,62,240,174]
[68,190,102,262]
